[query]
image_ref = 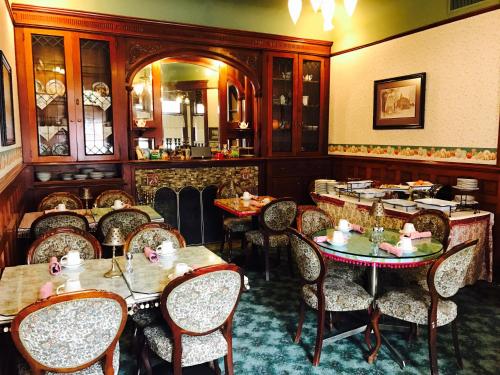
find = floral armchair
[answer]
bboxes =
[124,222,186,254]
[95,190,135,208]
[31,211,89,239]
[38,192,83,211]
[97,208,150,240]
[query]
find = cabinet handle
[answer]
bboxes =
[77,119,82,123]
[76,99,80,105]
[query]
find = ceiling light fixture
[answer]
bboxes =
[344,0,358,16]
[288,0,302,24]
[321,0,335,31]
[310,0,322,12]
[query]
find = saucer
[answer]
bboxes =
[335,226,351,233]
[111,206,125,210]
[328,239,348,247]
[397,246,417,253]
[399,230,416,236]
[60,259,84,269]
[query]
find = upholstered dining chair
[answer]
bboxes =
[31,211,89,239]
[366,239,478,375]
[141,264,244,375]
[217,182,253,262]
[11,290,127,375]
[287,228,373,366]
[245,197,297,281]
[27,227,102,264]
[96,208,150,241]
[124,222,186,254]
[296,206,364,282]
[38,192,83,211]
[95,189,135,208]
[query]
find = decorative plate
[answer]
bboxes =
[46,79,65,96]
[35,80,45,93]
[92,82,110,96]
[52,143,69,156]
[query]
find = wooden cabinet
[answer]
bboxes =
[263,52,329,156]
[16,29,123,163]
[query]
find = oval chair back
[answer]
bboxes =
[287,227,326,286]
[124,222,186,254]
[38,192,83,211]
[296,206,333,238]
[27,227,102,264]
[95,190,135,208]
[410,209,450,248]
[259,197,297,234]
[97,208,150,240]
[11,290,127,374]
[31,211,89,239]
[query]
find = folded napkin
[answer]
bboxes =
[144,247,159,263]
[403,231,432,240]
[44,208,57,214]
[49,256,61,275]
[39,282,53,299]
[350,224,365,234]
[313,235,328,243]
[379,242,403,257]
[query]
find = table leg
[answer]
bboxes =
[369,264,378,298]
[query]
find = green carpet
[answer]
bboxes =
[120,259,500,374]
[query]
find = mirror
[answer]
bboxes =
[131,65,153,122]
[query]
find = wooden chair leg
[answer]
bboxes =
[364,305,373,350]
[294,299,306,343]
[367,308,382,364]
[224,338,234,375]
[451,319,463,369]
[264,238,270,281]
[428,322,438,375]
[140,340,153,375]
[312,306,326,366]
[227,230,233,262]
[287,245,294,276]
[220,229,227,257]
[408,323,417,342]
[212,359,221,375]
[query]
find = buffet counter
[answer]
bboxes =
[311,192,493,284]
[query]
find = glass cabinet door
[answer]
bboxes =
[79,39,114,156]
[31,34,71,157]
[271,56,294,153]
[299,59,321,153]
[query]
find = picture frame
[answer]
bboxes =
[0,51,15,145]
[208,127,219,142]
[373,72,426,130]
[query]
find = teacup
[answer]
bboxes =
[332,230,346,245]
[61,250,81,266]
[261,197,271,205]
[242,200,250,208]
[302,96,309,106]
[242,191,252,201]
[338,219,350,232]
[401,223,416,235]
[56,203,66,211]
[396,237,413,252]
[156,240,175,255]
[56,278,82,294]
[174,262,190,277]
[112,199,125,209]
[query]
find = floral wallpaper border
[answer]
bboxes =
[0,147,22,177]
[328,144,497,164]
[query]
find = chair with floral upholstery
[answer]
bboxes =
[287,228,372,366]
[95,189,135,208]
[124,222,186,254]
[96,208,150,241]
[296,206,364,282]
[11,290,127,375]
[38,192,83,211]
[27,227,102,264]
[245,197,297,281]
[141,264,243,375]
[366,239,478,374]
[31,211,89,239]
[217,182,253,262]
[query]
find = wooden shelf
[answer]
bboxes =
[33,177,124,187]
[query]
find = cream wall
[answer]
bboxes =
[329,10,500,164]
[0,0,22,178]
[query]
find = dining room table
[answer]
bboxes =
[0,245,225,329]
[313,227,444,368]
[214,195,275,219]
[17,205,164,239]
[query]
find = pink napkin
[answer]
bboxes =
[39,282,53,299]
[44,209,57,214]
[403,231,432,240]
[379,242,403,257]
[49,256,61,275]
[314,236,328,243]
[144,247,159,263]
[350,224,365,234]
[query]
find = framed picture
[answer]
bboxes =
[373,72,426,130]
[208,127,219,142]
[0,51,15,145]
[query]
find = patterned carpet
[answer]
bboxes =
[119,251,500,375]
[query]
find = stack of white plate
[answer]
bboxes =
[455,178,478,191]
[327,180,338,194]
[314,179,329,194]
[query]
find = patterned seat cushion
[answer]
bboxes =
[326,260,366,282]
[223,217,253,233]
[245,230,289,247]
[131,308,162,328]
[377,287,457,327]
[143,324,228,367]
[302,275,372,312]
[18,344,119,375]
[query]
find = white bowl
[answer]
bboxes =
[36,172,51,182]
[103,171,116,178]
[80,168,94,174]
[74,174,87,180]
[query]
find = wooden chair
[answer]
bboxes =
[124,222,186,254]
[27,227,102,264]
[217,182,253,262]
[366,239,478,374]
[38,192,83,211]
[287,228,372,366]
[11,290,127,375]
[31,211,89,239]
[96,208,150,241]
[95,189,135,208]
[141,264,244,375]
[245,197,297,281]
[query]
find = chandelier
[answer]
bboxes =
[288,0,358,31]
